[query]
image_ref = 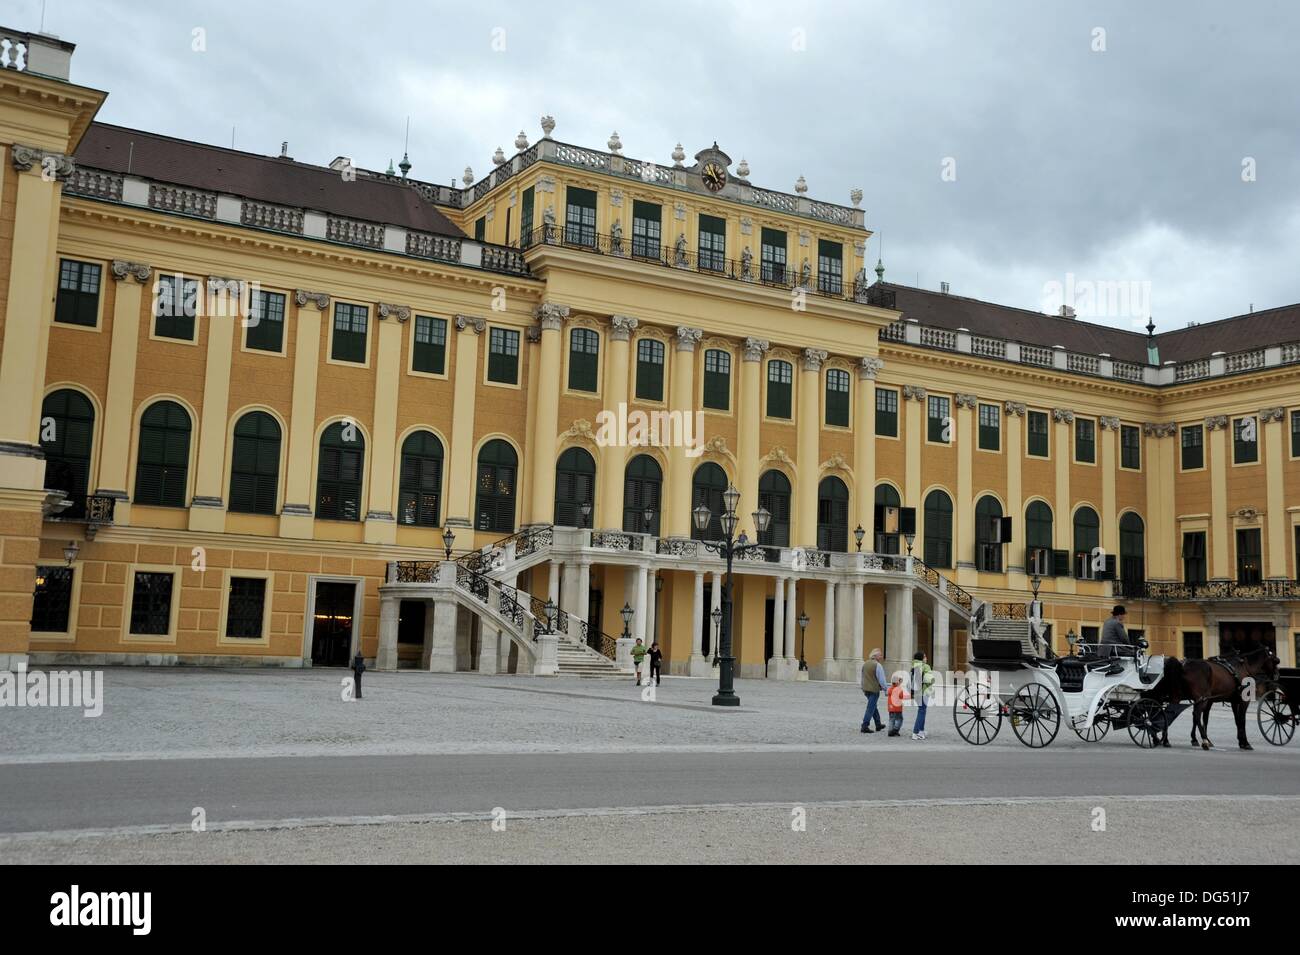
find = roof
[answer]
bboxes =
[74,123,465,239]
[881,283,1298,364]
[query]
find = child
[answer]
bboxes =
[886,676,906,737]
[631,638,648,685]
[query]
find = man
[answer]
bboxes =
[1099,605,1131,657]
[860,649,887,734]
[631,638,648,685]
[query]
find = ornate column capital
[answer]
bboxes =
[295,290,331,310]
[741,337,770,362]
[1143,421,1178,438]
[1051,407,1075,424]
[377,302,412,323]
[1203,414,1229,432]
[1003,401,1027,417]
[857,356,884,380]
[534,302,570,331]
[1259,406,1286,423]
[954,393,978,409]
[110,260,152,283]
[609,315,639,341]
[675,326,703,352]
[902,384,927,401]
[207,276,244,294]
[454,314,487,334]
[801,347,828,372]
[11,143,75,181]
[1099,415,1122,431]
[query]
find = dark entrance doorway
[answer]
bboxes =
[311,581,356,666]
[764,597,775,676]
[700,582,716,658]
[1219,621,1276,656]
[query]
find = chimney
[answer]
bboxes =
[1058,305,1076,319]
[939,281,950,294]
[329,156,352,172]
[279,142,291,160]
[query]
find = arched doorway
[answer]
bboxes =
[41,389,95,519]
[817,476,849,552]
[691,462,727,540]
[623,454,662,534]
[758,470,791,547]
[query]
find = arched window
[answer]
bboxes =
[873,484,901,554]
[758,470,791,547]
[135,400,191,508]
[316,422,365,522]
[398,431,444,528]
[817,476,849,552]
[691,462,728,541]
[975,495,1004,572]
[923,489,953,568]
[1073,506,1100,578]
[1025,500,1054,575]
[40,389,95,519]
[475,440,517,533]
[623,454,662,535]
[1120,512,1145,592]
[229,411,281,515]
[825,368,850,427]
[554,447,596,528]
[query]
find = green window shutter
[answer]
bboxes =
[927,396,950,443]
[413,315,447,374]
[766,360,792,418]
[698,215,726,271]
[1075,419,1096,462]
[825,369,850,426]
[817,239,843,294]
[631,201,662,258]
[875,389,898,437]
[568,327,599,392]
[1233,417,1258,463]
[519,187,535,246]
[978,403,1000,450]
[488,327,520,384]
[134,401,191,507]
[564,187,597,247]
[1028,411,1049,456]
[635,339,664,400]
[760,228,787,283]
[331,303,368,363]
[702,349,730,410]
[56,259,102,327]
[245,291,286,352]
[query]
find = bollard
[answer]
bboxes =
[352,653,366,699]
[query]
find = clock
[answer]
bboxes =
[701,161,728,192]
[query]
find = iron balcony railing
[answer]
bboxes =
[1143,580,1300,602]
[47,494,116,525]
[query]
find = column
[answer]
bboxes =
[784,577,798,661]
[1154,425,1178,581]
[548,560,561,608]
[1261,407,1289,579]
[933,596,950,671]
[280,292,329,539]
[528,304,568,526]
[902,386,925,511]
[376,595,399,670]
[710,572,722,655]
[690,571,707,673]
[577,561,591,622]
[851,582,865,665]
[477,626,500,674]
[363,303,410,544]
[597,315,637,530]
[646,569,658,644]
[1004,403,1026,582]
[667,327,702,537]
[770,574,786,668]
[634,564,648,642]
[188,278,240,532]
[738,338,768,534]
[885,584,915,676]
[954,393,977,581]
[1206,415,1230,580]
[94,262,150,522]
[443,314,485,528]
[823,580,836,667]
[1100,416,1120,564]
[796,348,827,546]
[427,599,458,672]
[854,358,882,533]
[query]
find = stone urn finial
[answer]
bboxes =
[850,188,863,207]
[671,143,686,167]
[608,131,623,154]
[736,158,750,178]
[492,147,506,166]
[462,166,474,186]
[515,130,529,151]
[795,175,808,194]
[540,115,556,139]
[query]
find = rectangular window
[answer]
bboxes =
[760,228,787,283]
[568,327,599,392]
[331,302,369,363]
[245,290,286,352]
[519,186,535,247]
[1121,424,1141,469]
[1292,410,1300,458]
[153,274,198,341]
[631,200,661,258]
[703,349,731,411]
[825,368,850,427]
[30,565,73,633]
[978,403,1000,451]
[635,338,664,401]
[488,327,520,384]
[1075,418,1096,463]
[1182,532,1207,585]
[876,388,898,437]
[225,577,267,638]
[1233,416,1258,463]
[1182,632,1203,659]
[55,259,102,327]
[767,360,792,419]
[412,315,447,375]
[927,395,950,443]
[816,239,843,295]
[1027,410,1049,457]
[1236,528,1262,584]
[1181,424,1204,470]
[129,571,174,636]
[698,214,726,272]
[474,216,486,241]
[564,186,597,247]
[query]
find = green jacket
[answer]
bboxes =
[909,661,935,699]
[631,643,648,662]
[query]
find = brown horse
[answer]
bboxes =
[1182,643,1279,750]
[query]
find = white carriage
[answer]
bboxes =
[954,631,1170,748]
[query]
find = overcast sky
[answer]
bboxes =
[15,0,1300,331]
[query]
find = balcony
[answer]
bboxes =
[45,494,116,537]
[1143,580,1300,602]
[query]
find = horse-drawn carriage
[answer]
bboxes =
[1256,666,1299,746]
[954,634,1171,748]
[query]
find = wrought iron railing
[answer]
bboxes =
[990,602,1028,620]
[47,494,116,525]
[391,560,439,583]
[1144,580,1300,602]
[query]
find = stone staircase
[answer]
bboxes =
[556,637,632,678]
[978,617,1038,656]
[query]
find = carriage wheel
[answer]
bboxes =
[1009,684,1060,748]
[1256,689,1294,747]
[1126,698,1164,748]
[953,683,1002,745]
[1071,709,1111,743]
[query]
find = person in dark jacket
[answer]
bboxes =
[1099,606,1132,655]
[648,641,663,686]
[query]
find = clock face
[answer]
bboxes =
[702,161,727,192]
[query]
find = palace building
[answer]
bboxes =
[1,28,1297,680]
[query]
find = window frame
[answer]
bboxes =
[124,566,181,643]
[328,301,370,366]
[151,273,200,344]
[54,258,104,330]
[824,367,851,428]
[926,395,951,445]
[977,402,1001,452]
[1232,416,1259,465]
[133,400,192,509]
[30,563,81,639]
[701,347,732,412]
[1235,526,1263,584]
[765,359,794,421]
[760,227,787,284]
[1074,417,1097,465]
[242,289,287,355]
[1027,410,1050,458]
[697,214,727,273]
[1120,423,1142,471]
[816,239,843,295]
[566,326,601,394]
[315,422,366,523]
[564,186,598,248]
[219,572,273,645]
[631,200,662,259]
[634,337,666,403]
[397,430,445,529]
[486,326,522,387]
[228,410,282,516]
[1182,530,1207,585]
[1180,424,1205,471]
[875,388,899,438]
[410,314,448,378]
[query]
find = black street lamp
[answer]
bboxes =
[904,531,915,557]
[442,527,456,560]
[797,611,809,671]
[543,597,557,632]
[853,524,865,553]
[643,506,656,535]
[620,602,634,640]
[694,484,771,707]
[580,501,592,528]
[711,605,722,667]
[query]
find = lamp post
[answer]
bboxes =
[543,597,557,632]
[711,605,722,667]
[643,506,655,536]
[620,602,633,640]
[854,524,865,553]
[580,501,592,528]
[797,611,809,671]
[442,527,455,561]
[63,540,79,566]
[694,484,770,707]
[904,532,915,557]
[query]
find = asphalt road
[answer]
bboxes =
[3,745,1297,836]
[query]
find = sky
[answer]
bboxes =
[12,0,1300,332]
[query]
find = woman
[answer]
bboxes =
[648,641,663,686]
